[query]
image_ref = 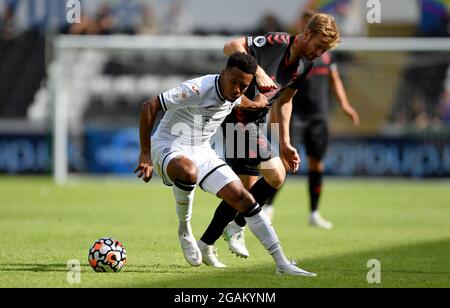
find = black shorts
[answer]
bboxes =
[293,117,329,160]
[222,122,275,176]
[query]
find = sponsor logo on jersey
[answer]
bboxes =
[253,36,267,48]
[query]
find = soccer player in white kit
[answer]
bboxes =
[134,52,316,276]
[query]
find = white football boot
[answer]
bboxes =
[309,211,333,230]
[197,240,227,268]
[223,222,250,258]
[276,260,317,277]
[178,232,202,266]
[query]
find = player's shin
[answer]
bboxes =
[244,203,290,268]
[235,177,278,227]
[308,171,323,213]
[200,200,238,245]
[173,180,196,235]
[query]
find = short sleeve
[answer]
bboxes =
[158,79,202,112]
[246,32,290,56]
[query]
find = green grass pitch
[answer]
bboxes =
[0,176,449,288]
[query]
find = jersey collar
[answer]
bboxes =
[284,35,299,68]
[215,75,226,102]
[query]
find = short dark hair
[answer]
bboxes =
[226,52,257,75]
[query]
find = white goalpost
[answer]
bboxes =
[50,35,450,185]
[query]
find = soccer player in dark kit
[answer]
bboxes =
[266,9,360,230]
[196,13,341,266]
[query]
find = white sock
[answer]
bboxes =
[271,248,291,269]
[263,205,274,221]
[172,185,195,235]
[245,210,290,268]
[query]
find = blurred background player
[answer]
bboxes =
[134,52,316,276]
[266,9,360,230]
[198,13,341,262]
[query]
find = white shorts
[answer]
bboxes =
[151,141,239,195]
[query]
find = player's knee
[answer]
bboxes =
[308,157,324,172]
[169,158,198,184]
[264,168,285,189]
[236,189,256,213]
[179,164,198,184]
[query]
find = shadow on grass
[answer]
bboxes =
[1,239,448,287]
[122,239,450,288]
[0,264,77,273]
[0,262,188,274]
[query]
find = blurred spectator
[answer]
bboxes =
[438,66,450,126]
[112,0,142,34]
[438,91,450,125]
[251,13,284,35]
[389,0,449,130]
[95,4,116,35]
[67,4,115,35]
[161,1,194,35]
[67,14,98,35]
[138,4,160,35]
[0,3,16,40]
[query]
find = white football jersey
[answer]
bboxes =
[153,74,241,147]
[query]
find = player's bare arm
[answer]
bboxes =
[134,97,161,182]
[272,88,300,172]
[330,69,360,126]
[236,93,268,110]
[223,37,278,92]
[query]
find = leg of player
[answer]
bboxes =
[224,157,285,257]
[258,157,286,221]
[166,156,202,266]
[198,174,259,260]
[308,157,332,229]
[200,167,281,259]
[221,174,257,258]
[217,180,316,276]
[264,191,276,220]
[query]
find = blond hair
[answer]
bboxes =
[306,13,340,49]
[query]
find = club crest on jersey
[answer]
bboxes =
[253,36,267,48]
[191,85,200,95]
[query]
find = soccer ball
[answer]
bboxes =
[88,238,127,272]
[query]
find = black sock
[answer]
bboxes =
[266,189,279,206]
[308,171,323,213]
[200,200,238,245]
[235,178,278,227]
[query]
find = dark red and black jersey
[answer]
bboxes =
[294,51,337,119]
[226,32,313,125]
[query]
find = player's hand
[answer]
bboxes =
[280,144,301,173]
[343,105,360,126]
[254,93,268,108]
[134,152,153,183]
[256,69,278,92]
